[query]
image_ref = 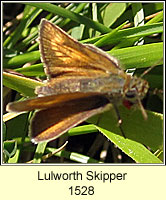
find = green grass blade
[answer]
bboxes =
[102,2,129,27]
[24,2,111,33]
[3,71,44,97]
[4,5,42,48]
[87,106,163,163]
[46,147,101,163]
[33,142,48,163]
[4,50,40,68]
[110,42,163,69]
[81,22,163,45]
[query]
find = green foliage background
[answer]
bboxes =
[3,3,163,163]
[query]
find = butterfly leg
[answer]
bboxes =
[113,104,126,138]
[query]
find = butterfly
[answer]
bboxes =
[6,19,149,143]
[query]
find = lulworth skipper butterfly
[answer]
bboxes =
[7,19,150,143]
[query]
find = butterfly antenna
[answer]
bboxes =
[140,57,163,78]
[138,58,163,119]
[137,97,148,120]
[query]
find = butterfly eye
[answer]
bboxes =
[125,90,137,99]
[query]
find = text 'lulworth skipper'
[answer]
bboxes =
[6,19,149,143]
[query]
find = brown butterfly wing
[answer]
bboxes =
[39,19,122,79]
[30,94,110,143]
[6,92,103,112]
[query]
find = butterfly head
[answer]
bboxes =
[123,76,149,109]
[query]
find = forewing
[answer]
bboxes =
[30,95,110,143]
[39,19,121,79]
